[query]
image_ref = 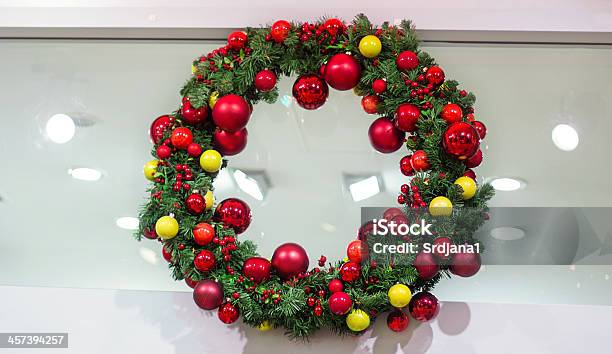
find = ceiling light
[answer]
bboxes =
[552,124,579,151]
[321,222,337,233]
[233,169,264,200]
[490,226,525,241]
[46,113,76,144]
[349,176,381,202]
[116,217,139,230]
[68,167,102,182]
[139,247,158,265]
[490,177,523,191]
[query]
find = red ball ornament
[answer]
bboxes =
[339,261,361,282]
[185,277,198,289]
[441,103,463,124]
[410,150,430,171]
[271,242,309,280]
[396,51,419,71]
[361,95,379,114]
[213,198,251,234]
[194,249,216,272]
[450,250,481,277]
[254,69,277,92]
[324,54,361,91]
[395,103,420,132]
[143,227,157,240]
[227,31,247,50]
[212,94,251,133]
[162,243,173,263]
[432,237,453,260]
[464,149,483,168]
[182,101,208,126]
[400,155,415,176]
[242,257,272,284]
[472,120,487,139]
[185,193,206,215]
[414,251,439,279]
[193,223,215,246]
[292,74,329,110]
[347,240,368,264]
[383,207,404,220]
[323,18,345,36]
[218,302,240,324]
[442,122,480,160]
[328,291,352,315]
[270,20,291,43]
[156,145,171,159]
[187,143,203,158]
[368,117,405,153]
[170,127,193,150]
[150,115,172,144]
[213,128,248,156]
[387,309,409,332]
[372,79,387,94]
[193,279,224,310]
[328,279,344,293]
[425,66,445,86]
[463,169,476,180]
[409,292,439,322]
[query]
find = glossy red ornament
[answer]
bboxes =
[143,227,157,240]
[409,292,439,322]
[227,31,247,50]
[387,309,409,332]
[193,279,224,310]
[372,79,387,94]
[347,240,368,264]
[162,243,173,263]
[193,223,215,246]
[339,261,361,282]
[425,66,445,86]
[156,145,171,159]
[472,120,487,139]
[194,249,216,272]
[328,279,344,293]
[361,95,379,114]
[463,169,476,180]
[413,251,439,279]
[323,18,345,36]
[395,103,420,132]
[440,103,463,124]
[182,100,208,126]
[400,155,415,176]
[442,122,480,160]
[292,74,328,110]
[218,302,240,324]
[242,257,272,283]
[212,94,251,132]
[254,69,277,92]
[368,117,405,153]
[185,277,198,289]
[213,198,251,234]
[271,242,309,279]
[150,115,173,144]
[396,51,419,71]
[187,143,203,158]
[383,207,404,220]
[464,149,483,168]
[410,150,430,171]
[185,193,206,215]
[170,127,193,150]
[213,128,248,156]
[328,291,352,315]
[270,20,291,43]
[432,237,453,260]
[450,250,481,277]
[324,53,361,91]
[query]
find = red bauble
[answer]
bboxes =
[347,240,368,264]
[212,94,251,133]
[271,243,309,279]
[254,69,277,92]
[372,79,387,94]
[400,155,414,176]
[472,121,487,139]
[324,54,361,91]
[292,74,329,110]
[413,251,439,279]
[170,127,193,150]
[193,223,215,246]
[396,51,419,71]
[368,117,405,153]
[410,150,430,171]
[227,31,247,50]
[383,207,404,220]
[150,115,172,144]
[182,101,208,126]
[339,261,361,282]
[213,128,248,156]
[442,122,480,160]
[409,292,439,322]
[270,20,291,43]
[213,198,251,234]
[242,257,272,283]
[143,227,157,240]
[185,193,206,215]
[162,243,173,263]
[328,279,344,293]
[194,250,216,272]
[323,18,345,36]
[156,145,171,159]
[185,277,198,289]
[450,250,481,277]
[464,149,483,168]
[187,143,203,158]
[425,66,445,86]
[463,169,476,180]
[387,309,409,332]
[358,220,375,241]
[395,103,420,132]
[361,95,379,114]
[193,279,224,310]
[218,302,240,324]
[328,291,352,315]
[432,236,453,260]
[441,103,463,124]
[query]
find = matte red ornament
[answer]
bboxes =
[413,251,439,279]
[254,69,277,92]
[324,53,361,91]
[185,193,206,215]
[242,257,272,283]
[464,149,483,168]
[425,66,445,86]
[143,227,157,240]
[193,223,215,246]
[347,240,368,264]
[339,261,361,282]
[227,31,247,50]
[193,279,224,310]
[212,94,251,132]
[162,243,173,263]
[450,250,481,277]
[182,100,208,126]
[368,117,405,153]
[150,115,172,144]
[194,249,216,272]
[170,127,193,150]
[396,51,419,71]
[372,79,387,94]
[328,291,352,315]
[440,103,463,124]
[218,302,240,324]
[292,74,328,110]
[395,103,420,132]
[271,242,309,280]
[463,169,476,180]
[432,236,453,260]
[409,292,439,322]
[387,309,409,332]
[213,198,251,234]
[410,150,430,171]
[187,143,203,158]
[213,128,248,156]
[156,145,171,159]
[185,277,198,289]
[400,155,415,176]
[472,120,487,139]
[442,122,480,160]
[270,20,291,43]
[361,95,379,114]
[323,18,345,36]
[328,279,344,294]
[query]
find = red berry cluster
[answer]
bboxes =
[296,19,347,47]
[212,235,237,262]
[405,73,436,100]
[198,44,253,74]
[260,289,282,305]
[409,183,427,209]
[173,164,193,192]
[304,286,326,316]
[317,255,327,267]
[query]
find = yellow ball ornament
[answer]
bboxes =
[200,149,222,173]
[388,284,412,308]
[209,91,219,108]
[454,176,477,200]
[346,309,370,332]
[143,160,159,181]
[358,35,382,58]
[155,215,179,240]
[257,321,272,331]
[204,190,215,211]
[429,196,453,217]
[191,64,197,74]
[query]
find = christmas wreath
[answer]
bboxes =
[137,14,494,338]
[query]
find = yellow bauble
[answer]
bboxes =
[429,196,453,217]
[388,284,412,308]
[204,190,215,211]
[191,64,197,74]
[155,215,179,240]
[209,91,219,108]
[359,35,382,58]
[258,321,272,331]
[200,149,222,173]
[454,176,477,200]
[346,309,370,332]
[143,160,159,181]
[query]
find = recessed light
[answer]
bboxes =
[116,217,139,230]
[490,226,525,241]
[321,222,337,233]
[490,177,523,191]
[233,169,267,201]
[552,124,579,151]
[139,247,158,265]
[68,167,102,182]
[46,113,76,144]
[349,176,381,201]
